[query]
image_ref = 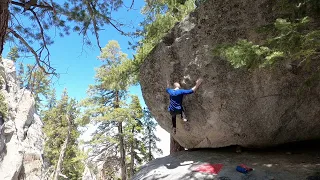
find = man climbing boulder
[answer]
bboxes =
[166,78,203,134]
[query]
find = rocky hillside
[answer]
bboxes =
[0,59,44,180]
[140,0,320,148]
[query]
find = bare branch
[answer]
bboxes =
[124,0,135,10]
[11,1,54,10]
[85,1,102,50]
[28,9,51,67]
[102,17,126,35]
[26,63,37,91]
[7,28,56,75]
[9,13,24,28]
[130,0,135,9]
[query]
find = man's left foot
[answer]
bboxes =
[183,118,188,122]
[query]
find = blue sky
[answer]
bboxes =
[4,0,170,157]
[4,0,146,106]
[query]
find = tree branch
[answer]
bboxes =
[9,13,24,28]
[28,9,51,67]
[11,1,54,10]
[129,0,135,9]
[7,28,56,75]
[123,0,135,10]
[130,0,135,9]
[86,1,102,50]
[102,17,126,35]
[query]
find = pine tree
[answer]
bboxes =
[42,89,84,179]
[126,95,143,178]
[80,40,159,179]
[142,108,162,162]
[17,62,24,89]
[6,46,19,62]
[46,88,57,109]
[25,65,51,112]
[81,40,132,180]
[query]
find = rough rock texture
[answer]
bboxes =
[133,144,320,180]
[0,59,44,180]
[82,150,121,180]
[140,0,320,148]
[82,165,97,180]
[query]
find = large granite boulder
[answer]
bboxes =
[0,59,44,180]
[140,0,320,148]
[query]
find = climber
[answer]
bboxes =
[166,78,203,134]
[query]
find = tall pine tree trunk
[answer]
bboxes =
[129,126,135,178]
[0,0,9,56]
[170,135,184,154]
[53,114,71,180]
[116,91,126,180]
[118,121,126,180]
[148,127,152,161]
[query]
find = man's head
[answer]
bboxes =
[173,82,181,89]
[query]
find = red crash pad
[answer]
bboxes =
[193,163,224,175]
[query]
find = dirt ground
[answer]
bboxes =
[133,141,320,180]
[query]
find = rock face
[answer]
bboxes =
[140,0,320,148]
[82,165,97,180]
[0,59,44,180]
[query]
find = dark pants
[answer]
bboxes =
[170,109,186,128]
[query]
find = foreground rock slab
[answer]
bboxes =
[133,146,320,180]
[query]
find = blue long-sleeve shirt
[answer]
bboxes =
[166,88,194,111]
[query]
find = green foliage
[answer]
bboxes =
[81,41,162,178]
[17,62,24,89]
[6,47,19,62]
[141,108,162,161]
[215,0,320,70]
[0,93,7,118]
[0,63,7,118]
[214,40,284,69]
[18,64,51,112]
[268,17,320,64]
[42,90,84,179]
[46,88,57,109]
[215,17,320,70]
[275,0,320,20]
[81,40,133,179]
[132,0,197,82]
[96,40,135,91]
[125,95,143,177]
